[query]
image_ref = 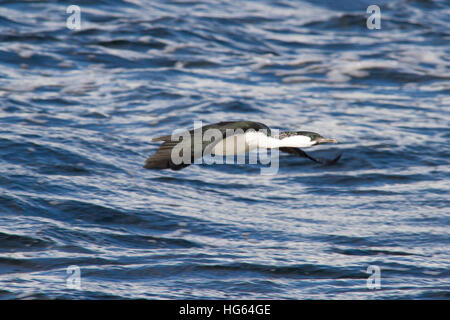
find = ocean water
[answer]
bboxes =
[0,0,449,299]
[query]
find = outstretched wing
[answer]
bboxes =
[144,139,192,170]
[144,121,270,171]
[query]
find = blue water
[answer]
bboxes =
[0,0,449,299]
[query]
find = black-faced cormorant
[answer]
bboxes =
[144,121,341,170]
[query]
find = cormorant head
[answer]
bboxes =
[296,131,338,145]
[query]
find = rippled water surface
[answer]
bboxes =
[0,0,449,299]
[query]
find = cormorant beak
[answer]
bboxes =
[316,137,338,144]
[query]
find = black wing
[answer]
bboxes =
[144,139,192,170]
[144,121,270,171]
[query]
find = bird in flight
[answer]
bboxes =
[144,121,341,171]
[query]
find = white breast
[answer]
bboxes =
[211,131,281,155]
[211,131,313,155]
[245,131,281,149]
[211,133,249,155]
[278,135,313,148]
